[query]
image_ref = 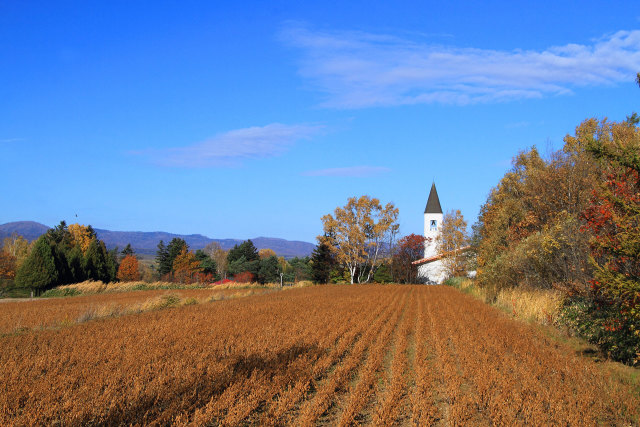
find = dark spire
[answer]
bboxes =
[424,183,442,214]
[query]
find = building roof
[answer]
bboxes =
[424,182,443,214]
[412,246,472,265]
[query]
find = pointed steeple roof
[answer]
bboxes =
[424,183,442,214]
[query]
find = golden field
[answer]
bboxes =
[0,285,637,425]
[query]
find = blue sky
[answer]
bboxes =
[2,1,639,243]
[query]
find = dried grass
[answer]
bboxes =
[496,287,564,325]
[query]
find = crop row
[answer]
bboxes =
[0,285,637,425]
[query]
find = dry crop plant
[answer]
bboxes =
[0,286,638,425]
[0,288,268,334]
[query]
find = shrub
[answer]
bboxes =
[234,271,255,283]
[561,296,640,364]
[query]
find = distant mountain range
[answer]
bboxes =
[0,221,316,258]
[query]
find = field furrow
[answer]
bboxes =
[0,285,637,426]
[292,291,407,426]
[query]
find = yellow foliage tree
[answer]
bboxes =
[68,224,94,253]
[437,209,469,278]
[320,195,399,284]
[2,234,31,270]
[258,248,276,259]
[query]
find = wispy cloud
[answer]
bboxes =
[138,123,322,167]
[0,138,25,143]
[281,25,640,108]
[303,166,391,177]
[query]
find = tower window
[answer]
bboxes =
[430,220,437,231]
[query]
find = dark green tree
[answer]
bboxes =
[228,240,259,264]
[373,263,393,283]
[121,243,134,258]
[106,247,119,282]
[156,240,171,276]
[311,242,334,284]
[84,238,110,282]
[195,249,217,276]
[258,256,280,284]
[67,245,86,283]
[14,236,59,290]
[167,238,188,272]
[288,257,311,282]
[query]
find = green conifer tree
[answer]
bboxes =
[311,242,334,284]
[84,238,110,282]
[14,236,59,290]
[156,240,171,276]
[67,245,86,283]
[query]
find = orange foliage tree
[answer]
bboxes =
[116,255,140,282]
[173,247,203,284]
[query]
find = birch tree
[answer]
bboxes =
[320,195,399,284]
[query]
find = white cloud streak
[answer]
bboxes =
[303,166,391,177]
[281,26,640,108]
[141,123,322,167]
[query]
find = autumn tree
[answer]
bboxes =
[117,254,140,282]
[2,234,31,270]
[391,234,427,284]
[205,242,228,279]
[172,247,202,284]
[258,248,276,259]
[475,138,598,296]
[68,223,95,253]
[0,250,17,287]
[320,195,399,284]
[438,209,469,278]
[581,117,640,363]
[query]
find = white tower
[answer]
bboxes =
[423,183,443,258]
[416,182,447,284]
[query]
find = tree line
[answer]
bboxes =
[473,105,640,364]
[0,222,125,293]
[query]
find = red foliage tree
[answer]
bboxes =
[391,234,427,283]
[116,255,140,282]
[581,119,640,363]
[234,271,255,283]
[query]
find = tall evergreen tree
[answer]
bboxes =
[311,242,334,284]
[121,243,134,258]
[14,236,59,290]
[167,238,188,272]
[67,245,86,283]
[228,240,259,264]
[258,256,280,284]
[156,240,171,276]
[195,249,217,276]
[84,238,110,282]
[106,247,119,282]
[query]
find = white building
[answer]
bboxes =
[414,183,448,284]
